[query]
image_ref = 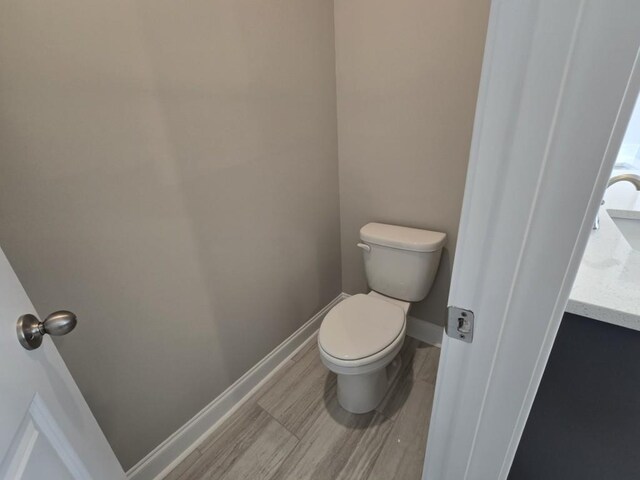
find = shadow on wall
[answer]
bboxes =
[0,0,341,471]
[410,248,452,326]
[132,0,342,391]
[334,0,491,328]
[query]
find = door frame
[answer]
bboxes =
[424,1,640,479]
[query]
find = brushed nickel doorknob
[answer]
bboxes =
[17,310,77,350]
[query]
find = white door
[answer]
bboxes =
[0,248,125,480]
[424,1,640,480]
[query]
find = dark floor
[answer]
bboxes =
[509,312,640,480]
[163,335,440,480]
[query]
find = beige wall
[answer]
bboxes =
[0,0,340,470]
[0,0,490,470]
[335,0,490,325]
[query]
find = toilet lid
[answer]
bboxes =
[319,294,405,361]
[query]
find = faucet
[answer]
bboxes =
[593,173,640,230]
[608,173,640,189]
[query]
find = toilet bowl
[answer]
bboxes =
[318,292,409,413]
[318,222,446,414]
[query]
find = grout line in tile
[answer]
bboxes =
[258,402,302,442]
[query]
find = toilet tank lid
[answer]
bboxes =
[360,223,447,252]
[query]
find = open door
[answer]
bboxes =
[424,1,640,479]
[0,248,125,479]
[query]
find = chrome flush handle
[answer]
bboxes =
[17,310,77,350]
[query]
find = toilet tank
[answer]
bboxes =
[359,223,447,302]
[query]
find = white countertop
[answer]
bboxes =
[567,184,640,330]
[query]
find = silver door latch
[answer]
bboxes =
[446,306,474,343]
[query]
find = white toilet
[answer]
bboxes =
[318,222,446,414]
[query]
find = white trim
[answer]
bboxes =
[29,394,93,480]
[0,393,94,480]
[126,293,345,480]
[406,316,443,347]
[498,35,640,480]
[423,2,640,479]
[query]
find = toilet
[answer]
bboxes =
[318,222,446,414]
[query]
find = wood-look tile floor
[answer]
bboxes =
[163,335,440,480]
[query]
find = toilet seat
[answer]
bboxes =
[319,294,405,370]
[318,293,409,412]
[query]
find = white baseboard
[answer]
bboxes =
[126,293,346,480]
[406,315,444,347]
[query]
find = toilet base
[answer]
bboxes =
[336,355,402,414]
